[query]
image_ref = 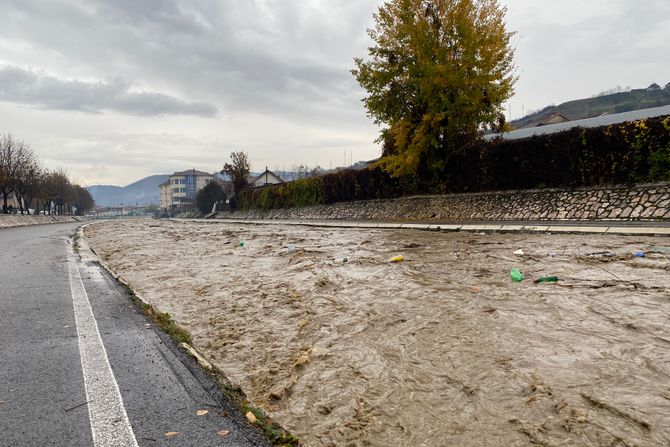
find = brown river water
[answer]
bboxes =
[84,219,670,446]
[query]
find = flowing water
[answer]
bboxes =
[85,219,670,446]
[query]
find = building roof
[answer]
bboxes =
[251,168,284,184]
[537,112,570,126]
[486,104,670,141]
[172,169,213,177]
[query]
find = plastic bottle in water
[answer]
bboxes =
[510,268,525,282]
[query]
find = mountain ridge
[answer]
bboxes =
[87,174,170,207]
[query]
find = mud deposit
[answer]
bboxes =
[85,219,670,446]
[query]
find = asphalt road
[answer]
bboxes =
[0,223,271,447]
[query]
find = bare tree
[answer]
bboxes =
[0,133,85,216]
[39,170,73,215]
[39,170,56,215]
[0,134,32,213]
[294,164,310,180]
[293,163,323,179]
[51,170,74,215]
[14,150,42,214]
[221,151,251,194]
[73,185,95,216]
[309,165,323,177]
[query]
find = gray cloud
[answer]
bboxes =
[0,0,668,185]
[0,65,218,117]
[0,0,374,123]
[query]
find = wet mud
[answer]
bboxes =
[85,219,670,446]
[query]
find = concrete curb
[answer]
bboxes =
[76,224,223,386]
[173,218,670,237]
[76,224,152,307]
[179,343,213,371]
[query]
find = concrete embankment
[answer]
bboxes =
[218,182,670,222]
[0,215,85,229]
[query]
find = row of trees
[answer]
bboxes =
[0,133,94,216]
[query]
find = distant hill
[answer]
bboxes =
[87,174,170,207]
[512,84,670,129]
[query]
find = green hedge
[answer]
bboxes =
[237,115,670,210]
[475,115,670,190]
[237,167,408,210]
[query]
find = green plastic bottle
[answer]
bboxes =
[534,276,559,283]
[510,268,525,282]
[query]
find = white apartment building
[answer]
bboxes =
[159,169,214,214]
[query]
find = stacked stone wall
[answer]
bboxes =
[219,182,670,222]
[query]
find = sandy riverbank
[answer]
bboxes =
[85,219,670,446]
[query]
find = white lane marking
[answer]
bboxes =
[67,243,139,447]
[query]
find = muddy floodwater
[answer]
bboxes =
[84,219,670,446]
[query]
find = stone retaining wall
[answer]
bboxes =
[0,215,84,229]
[219,182,670,222]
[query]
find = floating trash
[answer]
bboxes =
[510,268,525,282]
[534,276,559,284]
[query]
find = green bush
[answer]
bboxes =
[196,181,226,214]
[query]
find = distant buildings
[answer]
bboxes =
[536,112,570,126]
[159,169,214,215]
[249,168,284,187]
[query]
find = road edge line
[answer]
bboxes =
[67,239,139,447]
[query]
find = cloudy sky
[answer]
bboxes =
[1,0,668,186]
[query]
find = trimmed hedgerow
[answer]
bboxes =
[237,166,412,210]
[236,115,670,210]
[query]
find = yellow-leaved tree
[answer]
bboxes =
[353,0,516,185]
